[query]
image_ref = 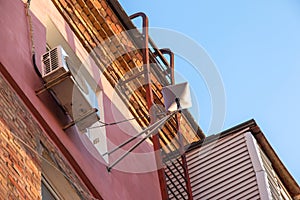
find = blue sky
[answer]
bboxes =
[119,0,300,183]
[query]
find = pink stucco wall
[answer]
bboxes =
[0,0,161,199]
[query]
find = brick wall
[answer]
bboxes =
[0,119,40,200]
[51,0,202,150]
[0,73,94,199]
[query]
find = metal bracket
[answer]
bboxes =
[35,71,72,95]
[63,108,98,131]
[106,112,176,172]
[35,71,98,131]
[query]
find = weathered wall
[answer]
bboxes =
[0,0,161,199]
[0,71,93,199]
[0,91,41,200]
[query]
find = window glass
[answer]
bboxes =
[42,177,59,200]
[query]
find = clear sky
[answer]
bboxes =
[119,0,300,184]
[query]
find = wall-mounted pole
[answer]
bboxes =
[129,12,168,200]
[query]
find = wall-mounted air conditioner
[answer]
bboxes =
[41,46,69,82]
[41,46,99,132]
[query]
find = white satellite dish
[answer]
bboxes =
[162,82,192,112]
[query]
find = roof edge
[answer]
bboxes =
[104,2,299,197]
[187,119,300,198]
[251,124,300,198]
[187,119,255,152]
[105,0,205,140]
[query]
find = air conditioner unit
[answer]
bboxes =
[41,45,99,132]
[41,46,69,82]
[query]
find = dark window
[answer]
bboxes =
[42,177,59,200]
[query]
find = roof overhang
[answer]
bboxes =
[188,119,300,199]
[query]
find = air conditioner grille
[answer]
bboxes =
[42,52,51,75]
[40,45,100,133]
[50,48,59,71]
[42,53,49,60]
[41,46,68,77]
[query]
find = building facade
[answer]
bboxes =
[0,0,201,199]
[165,120,300,200]
[0,0,298,199]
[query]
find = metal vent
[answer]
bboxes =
[41,46,68,78]
[42,52,51,75]
[50,48,59,71]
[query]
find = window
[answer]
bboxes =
[41,143,82,200]
[86,89,108,163]
[42,176,60,200]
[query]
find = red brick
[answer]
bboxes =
[110,23,118,34]
[106,8,112,16]
[99,8,107,17]
[100,0,108,9]
[85,0,93,8]
[111,14,118,24]
[77,0,85,7]
[91,0,102,9]
[90,7,99,17]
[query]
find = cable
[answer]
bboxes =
[102,111,176,157]
[87,111,168,129]
[33,54,43,79]
[26,0,44,81]
[26,1,35,55]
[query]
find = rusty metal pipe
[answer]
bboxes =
[158,48,175,84]
[176,99,193,200]
[149,38,171,68]
[129,12,168,200]
[129,12,153,112]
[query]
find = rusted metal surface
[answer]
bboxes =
[129,12,168,200]
[156,48,174,84]
[176,112,193,200]
[51,0,203,155]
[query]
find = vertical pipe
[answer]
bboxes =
[129,12,168,200]
[176,111,193,200]
[129,12,153,109]
[159,48,175,84]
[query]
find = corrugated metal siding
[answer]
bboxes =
[186,132,260,200]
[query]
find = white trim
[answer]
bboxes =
[244,132,272,200]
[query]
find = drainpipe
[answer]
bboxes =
[129,12,168,200]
